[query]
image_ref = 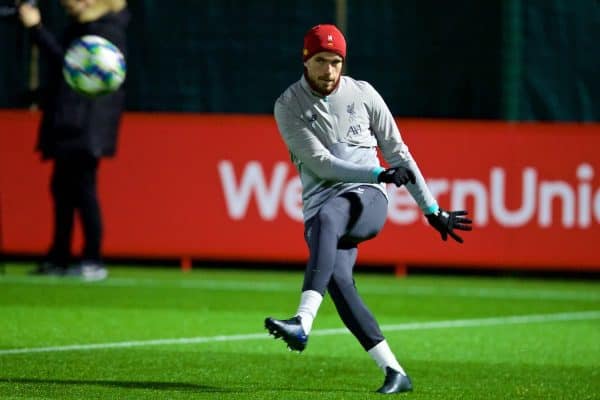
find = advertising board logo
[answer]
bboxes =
[218,160,600,229]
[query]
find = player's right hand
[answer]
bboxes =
[377,167,416,187]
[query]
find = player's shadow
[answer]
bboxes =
[0,378,231,393]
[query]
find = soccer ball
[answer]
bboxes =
[63,35,126,97]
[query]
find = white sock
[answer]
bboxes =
[295,290,323,334]
[367,340,406,375]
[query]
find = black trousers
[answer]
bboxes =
[303,185,388,351]
[47,154,102,266]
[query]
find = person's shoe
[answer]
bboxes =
[376,367,413,394]
[264,316,308,352]
[29,262,66,276]
[81,263,108,281]
[66,262,108,281]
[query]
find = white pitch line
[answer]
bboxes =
[1,275,598,302]
[1,310,598,356]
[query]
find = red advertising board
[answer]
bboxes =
[1,110,599,270]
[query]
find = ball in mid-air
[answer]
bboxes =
[62,35,126,97]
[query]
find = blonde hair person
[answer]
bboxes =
[19,0,127,26]
[18,0,130,280]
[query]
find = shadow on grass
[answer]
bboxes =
[0,378,229,392]
[0,377,368,395]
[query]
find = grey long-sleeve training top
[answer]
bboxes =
[274,75,438,222]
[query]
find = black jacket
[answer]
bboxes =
[31,8,130,159]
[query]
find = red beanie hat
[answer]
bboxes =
[302,24,347,61]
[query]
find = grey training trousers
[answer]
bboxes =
[302,185,388,350]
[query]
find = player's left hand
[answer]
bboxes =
[426,208,472,243]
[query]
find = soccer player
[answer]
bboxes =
[265,24,472,394]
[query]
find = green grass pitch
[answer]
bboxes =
[1,264,599,399]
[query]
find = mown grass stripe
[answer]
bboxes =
[1,275,598,302]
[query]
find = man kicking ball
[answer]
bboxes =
[265,24,472,394]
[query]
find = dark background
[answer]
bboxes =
[0,0,598,121]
